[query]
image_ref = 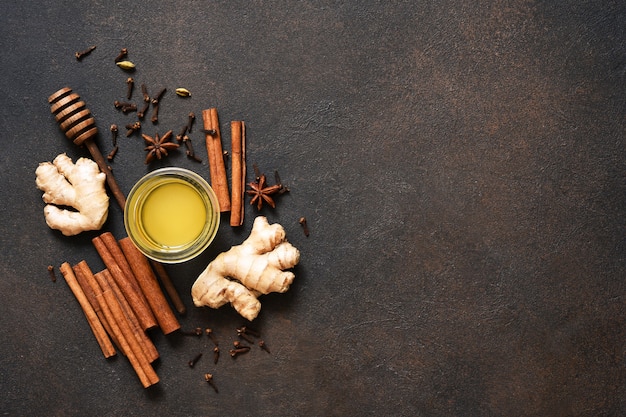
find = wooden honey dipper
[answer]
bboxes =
[48,87,127,211]
[48,87,187,315]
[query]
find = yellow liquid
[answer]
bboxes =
[141,181,207,247]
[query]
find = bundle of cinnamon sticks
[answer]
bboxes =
[59,232,182,388]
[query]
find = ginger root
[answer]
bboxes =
[191,216,300,321]
[35,153,109,236]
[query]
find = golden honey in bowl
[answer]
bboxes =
[125,168,219,263]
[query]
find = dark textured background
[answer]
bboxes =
[1,1,625,416]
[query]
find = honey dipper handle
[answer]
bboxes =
[84,140,127,210]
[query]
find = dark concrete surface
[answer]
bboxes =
[1,1,625,416]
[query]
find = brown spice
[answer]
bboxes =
[299,217,310,237]
[246,174,281,210]
[59,262,116,358]
[142,130,179,164]
[125,121,141,137]
[107,145,119,161]
[119,237,181,335]
[230,121,245,226]
[202,108,231,212]
[47,265,57,282]
[110,124,118,146]
[114,48,128,63]
[126,77,134,100]
[75,45,96,60]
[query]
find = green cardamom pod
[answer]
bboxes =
[116,60,136,70]
[175,88,191,97]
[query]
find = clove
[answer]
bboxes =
[233,340,249,349]
[229,347,251,357]
[47,265,57,283]
[176,125,188,143]
[274,170,290,194]
[110,124,118,146]
[125,121,141,137]
[181,327,203,337]
[75,45,96,60]
[186,112,195,133]
[107,145,119,161]
[204,373,218,393]
[205,328,218,346]
[299,217,310,237]
[237,326,261,338]
[126,77,134,100]
[151,88,166,124]
[187,150,202,163]
[259,340,271,353]
[188,352,203,368]
[114,48,128,63]
[137,102,150,119]
[114,100,136,113]
[237,332,255,344]
[213,346,220,364]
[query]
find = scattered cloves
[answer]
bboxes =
[233,340,249,349]
[182,135,197,157]
[75,45,96,60]
[126,77,134,100]
[176,125,188,143]
[238,326,261,338]
[253,163,261,181]
[188,352,203,368]
[205,328,218,346]
[125,121,141,137]
[181,327,203,336]
[107,145,119,161]
[114,100,136,113]
[204,373,218,393]
[114,48,128,63]
[110,124,118,146]
[187,112,195,133]
[137,102,150,119]
[275,170,290,194]
[187,151,202,163]
[141,83,150,102]
[299,217,310,237]
[229,347,251,357]
[151,88,166,124]
[47,265,57,283]
[213,346,220,364]
[259,340,271,353]
[237,332,255,344]
[200,128,216,136]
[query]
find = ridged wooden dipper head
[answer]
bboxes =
[48,87,98,146]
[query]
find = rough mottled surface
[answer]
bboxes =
[1,1,624,416]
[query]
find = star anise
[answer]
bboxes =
[142,130,179,164]
[246,174,282,210]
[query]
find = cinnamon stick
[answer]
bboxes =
[72,261,123,355]
[97,270,159,363]
[94,271,159,388]
[202,108,230,212]
[119,237,181,334]
[230,120,245,226]
[150,260,186,315]
[92,235,157,330]
[59,262,116,358]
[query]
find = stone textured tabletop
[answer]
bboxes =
[1,1,625,415]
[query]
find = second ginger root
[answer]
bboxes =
[191,216,300,321]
